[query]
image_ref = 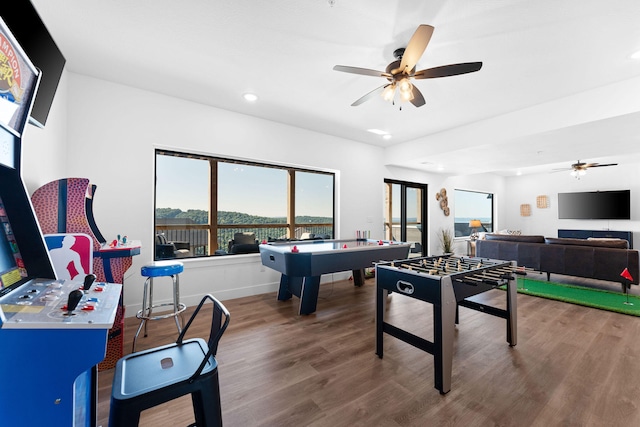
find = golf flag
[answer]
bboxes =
[621,267,634,281]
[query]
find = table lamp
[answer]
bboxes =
[468,219,482,240]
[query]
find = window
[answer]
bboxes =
[384,179,427,256]
[154,150,335,259]
[453,189,493,238]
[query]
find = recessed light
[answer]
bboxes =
[367,128,388,135]
[243,93,258,102]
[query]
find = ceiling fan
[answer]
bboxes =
[554,160,618,178]
[333,24,483,108]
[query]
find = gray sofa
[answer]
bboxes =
[475,234,639,292]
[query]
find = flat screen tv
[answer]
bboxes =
[1,1,66,127]
[558,190,631,220]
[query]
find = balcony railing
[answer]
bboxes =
[156,223,333,258]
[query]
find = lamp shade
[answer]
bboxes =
[469,219,482,228]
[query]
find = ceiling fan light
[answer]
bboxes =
[382,84,396,101]
[398,78,412,94]
[400,88,415,102]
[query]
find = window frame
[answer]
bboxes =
[453,189,494,238]
[154,149,335,259]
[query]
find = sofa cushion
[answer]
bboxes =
[545,237,629,249]
[233,232,257,245]
[484,234,545,243]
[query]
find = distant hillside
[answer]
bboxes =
[156,208,331,225]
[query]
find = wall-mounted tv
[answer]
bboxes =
[558,190,631,220]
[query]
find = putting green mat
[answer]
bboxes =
[512,277,640,316]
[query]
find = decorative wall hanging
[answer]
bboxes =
[436,188,449,216]
[520,204,531,217]
[536,195,549,209]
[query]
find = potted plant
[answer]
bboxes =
[437,227,454,254]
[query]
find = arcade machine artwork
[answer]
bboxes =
[0,16,121,427]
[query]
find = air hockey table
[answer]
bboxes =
[260,238,410,315]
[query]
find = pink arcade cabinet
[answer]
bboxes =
[31,177,141,370]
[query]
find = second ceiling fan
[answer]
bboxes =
[554,160,618,178]
[333,24,483,108]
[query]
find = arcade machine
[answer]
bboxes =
[0,17,120,426]
[31,177,141,369]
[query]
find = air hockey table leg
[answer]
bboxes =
[352,269,365,286]
[277,274,294,301]
[298,276,321,315]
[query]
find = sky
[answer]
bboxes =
[454,189,493,221]
[156,155,491,221]
[155,155,334,218]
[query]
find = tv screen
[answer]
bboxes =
[1,1,66,127]
[558,190,631,220]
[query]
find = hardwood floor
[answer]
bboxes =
[98,276,640,426]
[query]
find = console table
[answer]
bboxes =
[558,229,633,248]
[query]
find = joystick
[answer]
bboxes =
[83,273,97,291]
[65,289,83,316]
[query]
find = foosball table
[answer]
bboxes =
[375,255,519,394]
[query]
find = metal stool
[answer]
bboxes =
[132,260,186,352]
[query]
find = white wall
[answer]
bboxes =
[504,163,640,241]
[21,72,69,191]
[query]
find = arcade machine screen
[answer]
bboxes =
[0,15,41,170]
[0,194,28,296]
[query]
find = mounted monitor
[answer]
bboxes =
[557,190,631,220]
[0,16,41,170]
[1,2,65,127]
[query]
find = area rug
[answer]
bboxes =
[513,277,640,317]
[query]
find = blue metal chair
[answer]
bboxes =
[109,294,230,427]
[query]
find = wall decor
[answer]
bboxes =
[536,195,549,209]
[520,204,531,217]
[437,188,449,216]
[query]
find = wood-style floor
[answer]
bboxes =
[98,274,640,426]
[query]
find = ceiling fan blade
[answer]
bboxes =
[351,84,388,106]
[399,25,434,74]
[409,85,426,107]
[588,163,618,168]
[414,62,483,79]
[333,65,391,78]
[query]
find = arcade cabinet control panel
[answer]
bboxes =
[0,274,122,329]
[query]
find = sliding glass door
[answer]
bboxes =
[384,179,427,257]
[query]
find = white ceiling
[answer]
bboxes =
[31,0,640,176]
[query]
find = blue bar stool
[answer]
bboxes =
[132,260,186,352]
